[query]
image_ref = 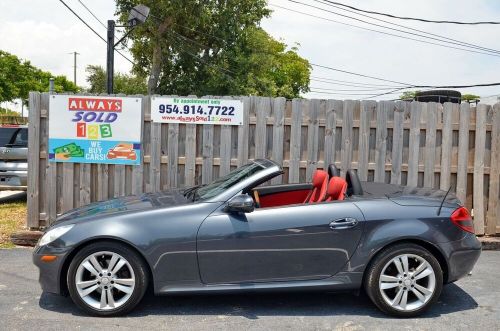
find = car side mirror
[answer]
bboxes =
[225,194,255,213]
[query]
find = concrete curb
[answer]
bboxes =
[479,237,500,251]
[9,231,500,250]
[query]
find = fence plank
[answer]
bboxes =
[62,163,74,212]
[358,100,374,181]
[374,101,389,183]
[306,99,320,180]
[407,102,422,187]
[473,104,488,234]
[79,163,91,206]
[167,123,179,188]
[271,97,285,185]
[97,164,109,201]
[456,103,470,205]
[202,124,214,184]
[236,96,250,167]
[220,124,232,176]
[391,101,405,185]
[486,104,500,235]
[132,95,146,195]
[440,103,454,190]
[324,100,337,171]
[27,92,41,228]
[289,99,303,183]
[185,124,196,186]
[150,122,161,192]
[424,103,438,188]
[255,97,271,159]
[341,100,353,177]
[114,165,126,197]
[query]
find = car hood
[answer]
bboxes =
[53,189,191,224]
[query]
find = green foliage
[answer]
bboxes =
[0,50,79,103]
[85,65,147,95]
[399,91,419,100]
[0,107,19,116]
[114,0,310,98]
[461,94,480,102]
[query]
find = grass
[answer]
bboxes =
[0,198,27,248]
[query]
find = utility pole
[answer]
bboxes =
[69,51,80,85]
[106,4,149,94]
[106,20,115,94]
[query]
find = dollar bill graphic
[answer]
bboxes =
[53,143,84,157]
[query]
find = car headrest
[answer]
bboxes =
[328,164,340,178]
[326,176,348,201]
[312,170,328,188]
[345,169,364,196]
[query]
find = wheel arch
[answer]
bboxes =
[59,237,154,296]
[362,238,449,286]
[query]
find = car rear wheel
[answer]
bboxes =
[67,241,148,316]
[364,243,443,317]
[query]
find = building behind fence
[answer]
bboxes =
[27,92,500,235]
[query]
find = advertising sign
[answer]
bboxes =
[48,95,142,165]
[151,97,243,125]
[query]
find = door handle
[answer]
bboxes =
[329,217,358,230]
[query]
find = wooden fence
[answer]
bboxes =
[27,92,500,235]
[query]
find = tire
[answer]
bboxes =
[364,243,443,317]
[67,241,149,316]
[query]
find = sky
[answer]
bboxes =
[1,0,500,104]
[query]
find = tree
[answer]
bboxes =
[461,94,480,102]
[0,50,78,104]
[114,0,310,98]
[399,91,419,100]
[85,65,147,95]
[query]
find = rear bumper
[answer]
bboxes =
[0,170,27,191]
[444,233,482,283]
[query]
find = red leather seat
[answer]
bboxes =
[325,177,348,201]
[304,170,328,203]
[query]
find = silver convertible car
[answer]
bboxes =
[33,159,481,317]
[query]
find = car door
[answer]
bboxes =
[196,201,365,284]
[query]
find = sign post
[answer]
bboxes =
[48,95,142,165]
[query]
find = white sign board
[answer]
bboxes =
[151,97,243,125]
[48,95,142,165]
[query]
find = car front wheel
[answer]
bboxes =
[364,243,443,317]
[67,241,148,316]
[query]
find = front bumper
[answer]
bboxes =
[444,233,482,283]
[32,244,73,295]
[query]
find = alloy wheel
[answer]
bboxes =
[378,253,436,312]
[75,251,136,311]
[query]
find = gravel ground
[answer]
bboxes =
[0,248,499,331]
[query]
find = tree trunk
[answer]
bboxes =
[147,17,173,94]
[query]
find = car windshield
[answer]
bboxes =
[190,162,266,201]
[0,128,27,148]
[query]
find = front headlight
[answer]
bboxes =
[38,224,74,246]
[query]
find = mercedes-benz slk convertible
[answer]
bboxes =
[33,159,481,317]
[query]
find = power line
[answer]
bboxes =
[311,77,405,88]
[310,63,414,86]
[311,63,500,90]
[58,0,134,65]
[314,1,500,25]
[313,0,500,55]
[309,89,406,96]
[311,86,398,92]
[282,1,500,57]
[77,0,106,29]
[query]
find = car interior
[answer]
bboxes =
[250,164,362,209]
